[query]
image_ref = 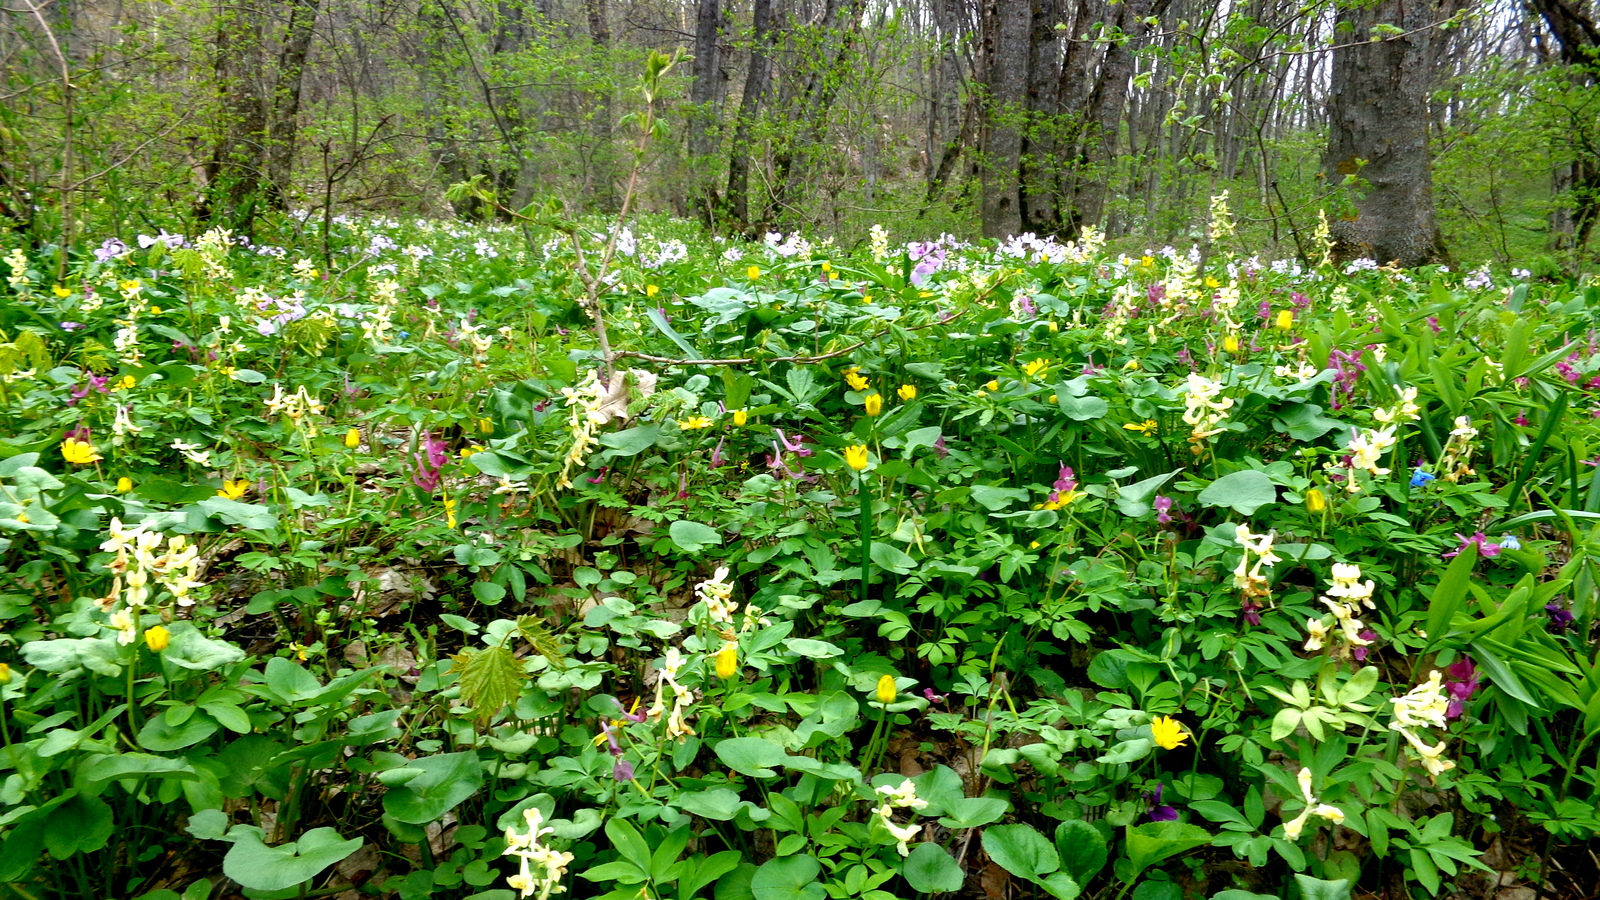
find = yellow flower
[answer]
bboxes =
[1205,276,1221,289]
[479,417,494,434]
[1023,359,1049,378]
[1124,419,1158,435]
[747,265,761,280]
[345,428,361,449]
[1305,488,1327,513]
[1223,334,1241,354]
[144,625,171,652]
[732,409,748,427]
[862,294,873,304]
[1123,359,1141,370]
[113,375,135,390]
[1141,255,1155,268]
[1150,715,1190,750]
[716,643,738,679]
[985,380,1000,392]
[646,284,659,297]
[1276,309,1294,330]
[875,674,898,705]
[843,367,870,392]
[1047,321,1059,333]
[61,438,102,465]
[864,393,883,416]
[897,384,917,401]
[52,284,71,298]
[459,445,484,459]
[119,279,142,293]
[1029,540,1041,549]
[149,306,163,315]
[820,262,832,273]
[219,366,237,377]
[217,479,250,500]
[844,445,870,471]
[289,642,309,662]
[116,477,132,493]
[444,497,457,528]
[678,416,714,430]
[0,662,10,683]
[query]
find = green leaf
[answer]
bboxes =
[750,854,823,900]
[221,826,363,892]
[784,639,844,659]
[42,794,114,859]
[453,645,522,721]
[938,797,1009,828]
[1057,393,1108,420]
[646,306,702,359]
[1292,874,1351,900]
[1197,471,1277,515]
[164,624,246,672]
[1124,821,1212,879]
[1055,820,1107,886]
[714,737,789,779]
[1424,543,1477,648]
[903,843,964,894]
[599,425,661,456]
[982,823,1058,879]
[669,520,723,553]
[869,542,917,574]
[969,485,1030,511]
[135,479,215,504]
[1271,403,1344,441]
[138,710,219,751]
[381,752,485,824]
[197,497,278,531]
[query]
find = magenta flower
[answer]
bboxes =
[412,434,448,492]
[1444,656,1480,719]
[1154,495,1174,525]
[1444,532,1501,559]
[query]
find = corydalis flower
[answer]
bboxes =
[1040,464,1081,510]
[1444,532,1500,559]
[1444,657,1480,719]
[1154,495,1174,525]
[1281,768,1344,840]
[413,434,448,493]
[874,780,929,856]
[1547,602,1577,633]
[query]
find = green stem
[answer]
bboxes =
[858,472,872,606]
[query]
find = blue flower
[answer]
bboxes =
[1409,469,1436,488]
[1499,535,1521,551]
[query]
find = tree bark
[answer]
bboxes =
[977,0,1031,238]
[1526,0,1600,254]
[725,0,776,232]
[1321,0,1449,267]
[584,0,620,212]
[686,0,724,224]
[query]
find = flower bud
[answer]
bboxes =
[1305,488,1327,513]
[344,428,361,449]
[144,625,170,652]
[864,394,883,416]
[875,674,897,705]
[716,644,738,679]
[733,409,748,427]
[116,477,132,493]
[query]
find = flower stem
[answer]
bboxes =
[858,473,872,606]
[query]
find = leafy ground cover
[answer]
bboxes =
[3,212,1600,900]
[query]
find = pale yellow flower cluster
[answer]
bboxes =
[1233,525,1280,600]
[695,566,771,678]
[1304,563,1375,656]
[502,807,574,900]
[1327,426,1396,493]
[1282,767,1344,840]
[100,518,203,644]
[1373,386,1420,425]
[1440,415,1478,483]
[555,371,605,490]
[874,780,929,856]
[1390,672,1456,780]
[647,647,697,739]
[1183,374,1233,451]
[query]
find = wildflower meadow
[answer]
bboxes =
[3,203,1600,900]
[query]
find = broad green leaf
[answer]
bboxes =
[197,497,278,531]
[381,752,485,824]
[1124,821,1212,878]
[982,823,1058,878]
[902,842,964,893]
[750,854,823,900]
[869,542,916,573]
[1292,874,1351,900]
[1055,820,1107,886]
[1197,471,1277,515]
[221,826,363,891]
[714,737,789,778]
[669,520,723,552]
[599,425,661,456]
[453,645,522,721]
[42,794,114,859]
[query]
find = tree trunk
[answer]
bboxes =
[725,0,776,232]
[1526,0,1600,255]
[687,0,724,224]
[1321,0,1449,267]
[977,0,1031,238]
[584,0,619,212]
[262,0,322,209]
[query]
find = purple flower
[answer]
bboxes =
[1444,656,1480,719]
[94,238,127,262]
[1547,602,1577,633]
[1144,784,1179,822]
[586,467,610,485]
[1240,597,1263,626]
[1046,464,1077,506]
[711,439,726,468]
[614,759,636,781]
[923,688,946,703]
[1444,532,1501,559]
[60,321,83,332]
[412,434,448,492]
[1154,495,1174,525]
[932,436,948,458]
[1351,629,1378,661]
[775,429,813,457]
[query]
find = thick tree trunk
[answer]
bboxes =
[977,0,1031,238]
[262,0,322,208]
[1321,0,1448,267]
[725,0,776,232]
[764,0,865,224]
[584,0,620,212]
[686,0,724,224]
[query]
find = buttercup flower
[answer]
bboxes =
[897,384,917,401]
[217,479,250,500]
[1150,715,1190,750]
[844,445,870,471]
[144,625,170,651]
[864,393,883,416]
[875,674,898,704]
[62,437,103,465]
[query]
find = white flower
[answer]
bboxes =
[1282,767,1342,840]
[1390,671,1450,730]
[1303,618,1329,652]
